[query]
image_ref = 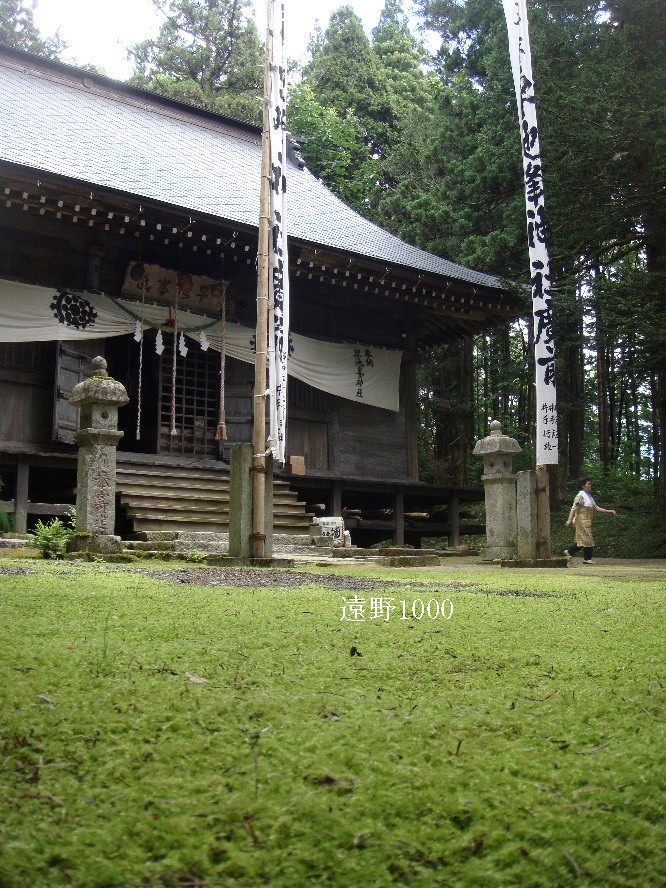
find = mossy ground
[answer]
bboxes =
[1,559,664,887]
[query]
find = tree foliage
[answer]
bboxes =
[408,0,665,496]
[286,83,382,212]
[291,1,439,222]
[0,0,65,59]
[294,0,664,497]
[300,6,395,159]
[127,0,263,123]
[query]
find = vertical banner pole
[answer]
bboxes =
[502,0,558,469]
[251,0,274,560]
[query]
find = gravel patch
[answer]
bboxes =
[468,587,565,599]
[0,564,562,597]
[135,566,481,592]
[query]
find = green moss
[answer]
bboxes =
[0,560,663,887]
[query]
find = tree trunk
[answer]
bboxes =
[432,337,474,486]
[595,283,610,474]
[556,283,584,483]
[644,210,666,505]
[650,372,660,492]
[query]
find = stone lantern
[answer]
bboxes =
[473,420,522,560]
[67,356,129,554]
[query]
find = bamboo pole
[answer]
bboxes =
[535,464,551,560]
[251,0,274,560]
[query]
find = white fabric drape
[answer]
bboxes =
[189,324,401,413]
[503,0,559,465]
[0,279,402,412]
[0,278,136,340]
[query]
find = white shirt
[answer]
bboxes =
[574,490,596,509]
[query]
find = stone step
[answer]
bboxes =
[174,531,230,544]
[172,531,229,554]
[331,547,444,558]
[174,543,229,554]
[0,537,31,549]
[331,550,443,566]
[130,518,313,535]
[131,531,178,542]
[268,533,321,546]
[131,516,229,533]
[116,461,311,537]
[123,540,176,552]
[122,532,333,558]
[273,545,334,556]
[124,506,312,524]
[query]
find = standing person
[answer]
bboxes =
[564,478,617,563]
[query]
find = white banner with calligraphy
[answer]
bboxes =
[503,0,558,465]
[267,0,290,463]
[189,321,401,414]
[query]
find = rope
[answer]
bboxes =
[215,281,228,441]
[170,282,179,436]
[135,272,146,440]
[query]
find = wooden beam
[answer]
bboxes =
[14,455,29,533]
[393,487,405,546]
[332,481,342,517]
[536,465,551,559]
[250,0,273,560]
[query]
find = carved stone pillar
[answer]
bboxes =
[68,356,129,554]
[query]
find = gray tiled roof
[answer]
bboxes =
[0,50,503,291]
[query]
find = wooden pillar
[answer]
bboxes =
[250,3,273,560]
[15,455,29,534]
[86,245,104,290]
[448,492,460,548]
[404,335,419,481]
[332,480,342,517]
[393,487,404,546]
[535,465,551,559]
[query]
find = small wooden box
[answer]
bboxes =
[285,455,305,475]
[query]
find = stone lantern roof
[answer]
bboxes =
[472,420,522,457]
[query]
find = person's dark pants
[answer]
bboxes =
[566,544,593,560]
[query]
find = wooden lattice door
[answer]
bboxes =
[159,336,220,456]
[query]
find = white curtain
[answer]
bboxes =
[0,279,402,412]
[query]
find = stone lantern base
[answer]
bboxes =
[67,532,123,555]
[481,545,519,561]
